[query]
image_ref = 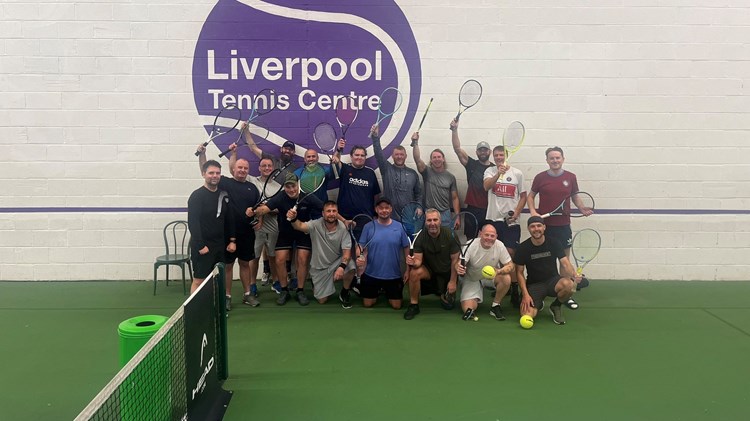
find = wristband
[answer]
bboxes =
[338,262,347,270]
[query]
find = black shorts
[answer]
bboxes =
[420,267,450,296]
[545,225,572,249]
[224,233,255,263]
[359,273,404,300]
[191,246,224,279]
[489,220,521,250]
[527,276,562,307]
[275,229,312,251]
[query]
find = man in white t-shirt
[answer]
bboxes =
[455,224,514,321]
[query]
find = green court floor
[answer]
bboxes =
[2,280,749,420]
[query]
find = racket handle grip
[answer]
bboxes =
[460,258,466,267]
[286,205,298,222]
[194,141,209,156]
[409,248,414,257]
[539,212,550,219]
[218,144,234,158]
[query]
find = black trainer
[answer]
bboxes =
[462,308,476,321]
[404,304,420,320]
[339,290,352,309]
[489,305,505,321]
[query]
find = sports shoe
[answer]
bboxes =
[565,298,579,310]
[260,272,270,286]
[440,292,455,310]
[489,305,506,321]
[289,278,298,290]
[225,295,231,312]
[576,276,590,291]
[339,290,352,309]
[549,304,566,325]
[461,308,476,321]
[242,293,260,307]
[276,290,290,305]
[296,290,310,306]
[537,300,545,312]
[404,304,420,320]
[351,278,361,296]
[250,284,258,297]
[271,281,282,295]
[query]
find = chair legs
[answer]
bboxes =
[154,262,192,295]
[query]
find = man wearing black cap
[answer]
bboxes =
[354,197,410,310]
[512,216,578,325]
[450,118,493,238]
[251,173,323,306]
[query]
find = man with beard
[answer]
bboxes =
[241,122,297,182]
[411,133,460,229]
[187,160,235,294]
[403,208,460,320]
[293,148,338,211]
[450,118,493,238]
[289,201,356,308]
[514,216,579,325]
[355,198,410,310]
[198,144,259,310]
[370,124,422,220]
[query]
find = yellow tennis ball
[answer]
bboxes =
[520,315,534,329]
[481,265,496,279]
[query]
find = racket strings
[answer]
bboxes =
[502,121,525,153]
[459,80,482,107]
[572,230,601,262]
[377,88,403,116]
[313,124,337,152]
[335,97,359,125]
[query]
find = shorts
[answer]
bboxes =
[224,233,255,264]
[419,266,450,296]
[310,260,356,300]
[254,230,278,258]
[460,278,495,303]
[526,276,562,307]
[359,273,404,300]
[191,245,224,279]
[489,220,521,250]
[275,229,312,251]
[545,225,572,249]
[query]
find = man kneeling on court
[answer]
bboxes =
[455,224,514,321]
[404,208,460,320]
[513,216,578,325]
[288,201,356,308]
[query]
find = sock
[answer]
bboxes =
[286,260,292,272]
[262,259,270,273]
[296,288,304,293]
[491,302,500,307]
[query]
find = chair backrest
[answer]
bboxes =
[163,220,189,257]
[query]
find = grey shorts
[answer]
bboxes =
[526,276,562,308]
[254,230,278,258]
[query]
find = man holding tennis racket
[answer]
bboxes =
[242,124,298,184]
[513,216,579,325]
[288,201,356,308]
[411,134,461,229]
[370,125,422,219]
[404,209,461,320]
[450,119,493,237]
[355,197,411,310]
[198,144,260,309]
[527,146,593,309]
[293,148,337,212]
[334,143,381,220]
[455,224,514,321]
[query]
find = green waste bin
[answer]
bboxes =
[118,315,170,421]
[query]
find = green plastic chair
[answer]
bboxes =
[153,220,192,295]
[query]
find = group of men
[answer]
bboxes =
[188,118,592,325]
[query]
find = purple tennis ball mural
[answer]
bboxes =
[192,0,422,174]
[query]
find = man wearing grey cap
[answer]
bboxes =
[450,118,493,238]
[512,216,579,325]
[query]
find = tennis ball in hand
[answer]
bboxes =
[481,266,496,279]
[519,315,534,329]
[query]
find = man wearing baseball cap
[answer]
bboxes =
[512,216,578,325]
[449,119,493,238]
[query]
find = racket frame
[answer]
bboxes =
[454,79,482,122]
[540,191,595,219]
[571,228,601,275]
[374,87,403,125]
[398,202,425,256]
[195,105,241,156]
[313,122,340,179]
[451,211,478,266]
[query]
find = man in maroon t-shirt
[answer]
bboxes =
[528,146,593,309]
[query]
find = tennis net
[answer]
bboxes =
[74,264,231,421]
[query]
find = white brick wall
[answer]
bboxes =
[1,0,748,280]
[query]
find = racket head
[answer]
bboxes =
[571,228,601,268]
[376,87,403,120]
[313,122,338,153]
[350,213,375,253]
[258,169,283,203]
[209,105,242,138]
[502,121,525,155]
[569,191,595,218]
[458,79,482,108]
[252,88,277,118]
[335,96,359,128]
[452,211,478,261]
[297,166,326,202]
[398,202,425,237]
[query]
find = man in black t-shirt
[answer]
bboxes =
[512,216,579,325]
[450,118,493,238]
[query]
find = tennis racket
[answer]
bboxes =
[571,228,601,276]
[540,191,595,219]
[410,97,433,146]
[454,79,482,122]
[195,105,241,156]
[219,121,269,158]
[335,96,359,145]
[374,87,403,125]
[286,169,326,221]
[398,201,425,256]
[451,211,478,266]
[501,121,525,170]
[350,213,376,258]
[223,88,276,152]
[313,122,340,179]
[249,168,284,227]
